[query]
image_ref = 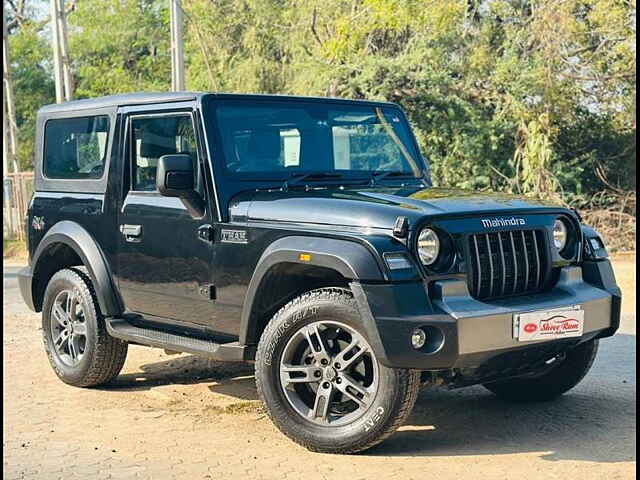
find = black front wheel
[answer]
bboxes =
[42,268,128,387]
[483,339,599,402]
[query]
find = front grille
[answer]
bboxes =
[467,229,548,300]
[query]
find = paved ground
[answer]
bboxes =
[3,261,636,480]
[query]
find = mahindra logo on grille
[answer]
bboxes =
[481,217,526,228]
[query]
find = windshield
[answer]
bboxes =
[212,100,424,180]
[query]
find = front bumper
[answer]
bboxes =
[353,260,621,371]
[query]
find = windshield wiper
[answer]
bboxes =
[370,171,414,185]
[283,171,344,190]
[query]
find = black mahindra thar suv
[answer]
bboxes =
[19,92,621,453]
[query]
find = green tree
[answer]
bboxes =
[6,0,636,205]
[182,0,635,199]
[69,0,171,97]
[7,8,55,171]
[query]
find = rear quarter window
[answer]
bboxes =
[43,116,110,179]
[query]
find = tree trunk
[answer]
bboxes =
[170,0,185,91]
[50,0,65,103]
[56,0,74,100]
[328,79,339,97]
[3,90,9,178]
[3,5,19,174]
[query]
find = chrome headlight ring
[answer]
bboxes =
[553,217,569,251]
[417,227,440,266]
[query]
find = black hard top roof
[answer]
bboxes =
[38,91,397,114]
[38,92,201,113]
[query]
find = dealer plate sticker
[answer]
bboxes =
[515,308,584,341]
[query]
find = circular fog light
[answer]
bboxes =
[411,328,427,349]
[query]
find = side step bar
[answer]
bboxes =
[105,318,254,362]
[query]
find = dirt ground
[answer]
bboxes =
[3,255,636,480]
[612,253,636,315]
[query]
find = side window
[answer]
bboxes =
[130,115,199,192]
[43,116,110,179]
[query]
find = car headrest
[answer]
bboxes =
[60,137,78,170]
[247,129,281,159]
[140,130,177,158]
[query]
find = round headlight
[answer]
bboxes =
[553,218,568,250]
[417,228,440,265]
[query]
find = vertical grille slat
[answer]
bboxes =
[521,230,529,290]
[532,230,541,289]
[497,232,506,296]
[509,232,518,294]
[468,229,548,301]
[485,234,495,297]
[472,235,482,298]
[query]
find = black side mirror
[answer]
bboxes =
[156,154,194,197]
[156,154,205,218]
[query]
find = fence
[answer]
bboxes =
[3,172,34,241]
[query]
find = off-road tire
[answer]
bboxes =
[483,339,599,402]
[255,287,420,454]
[42,267,128,387]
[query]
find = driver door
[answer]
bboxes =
[116,110,218,328]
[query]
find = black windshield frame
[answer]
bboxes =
[206,97,427,183]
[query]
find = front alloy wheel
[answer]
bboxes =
[256,288,420,454]
[279,320,379,426]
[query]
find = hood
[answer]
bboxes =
[231,186,566,230]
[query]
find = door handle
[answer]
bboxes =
[120,224,142,242]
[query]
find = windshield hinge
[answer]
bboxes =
[393,216,409,238]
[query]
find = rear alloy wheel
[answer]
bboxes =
[256,288,420,454]
[42,268,128,387]
[49,288,88,367]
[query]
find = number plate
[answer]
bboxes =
[514,307,584,341]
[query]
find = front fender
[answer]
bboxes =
[581,224,609,260]
[239,236,386,345]
[255,236,386,281]
[31,221,123,315]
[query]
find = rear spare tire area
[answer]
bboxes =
[42,267,128,387]
[255,288,420,454]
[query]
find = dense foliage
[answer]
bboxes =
[7,0,636,211]
[183,0,636,203]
